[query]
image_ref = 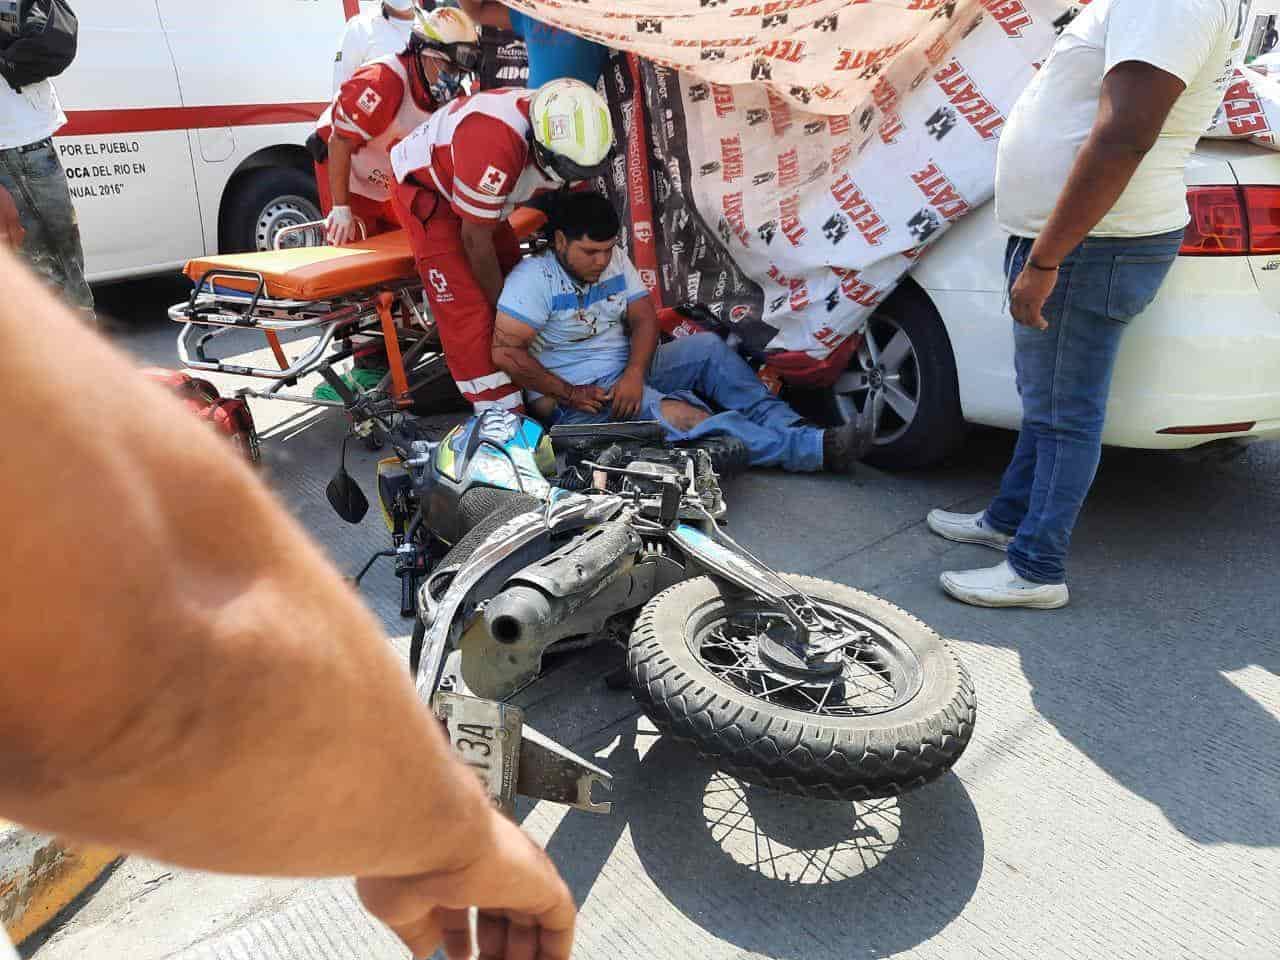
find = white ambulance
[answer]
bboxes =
[54,0,374,282]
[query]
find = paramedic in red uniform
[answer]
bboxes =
[317,7,483,246]
[389,79,613,413]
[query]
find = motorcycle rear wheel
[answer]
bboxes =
[627,575,975,800]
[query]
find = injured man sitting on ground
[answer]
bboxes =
[492,192,869,473]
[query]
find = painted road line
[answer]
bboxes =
[0,823,119,945]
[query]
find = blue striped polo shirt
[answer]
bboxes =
[497,249,650,393]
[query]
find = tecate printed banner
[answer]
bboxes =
[539,0,1280,359]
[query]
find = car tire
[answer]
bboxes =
[221,167,322,254]
[810,282,965,470]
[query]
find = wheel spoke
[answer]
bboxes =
[883,382,918,423]
[815,680,835,714]
[694,604,917,718]
[836,369,871,395]
[862,327,881,366]
[879,329,913,375]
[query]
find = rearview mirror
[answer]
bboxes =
[327,464,369,524]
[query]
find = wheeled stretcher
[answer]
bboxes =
[169,209,545,429]
[169,225,449,431]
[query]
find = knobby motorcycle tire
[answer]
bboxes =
[627,575,976,801]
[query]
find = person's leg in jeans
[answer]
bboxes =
[0,139,94,321]
[555,379,823,472]
[1006,233,1181,584]
[645,333,823,471]
[942,231,1182,603]
[648,333,811,434]
[984,236,1051,537]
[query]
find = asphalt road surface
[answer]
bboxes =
[25,277,1280,960]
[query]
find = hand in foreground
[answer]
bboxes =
[610,369,645,421]
[358,812,575,960]
[0,185,25,250]
[564,383,611,415]
[326,205,360,245]
[1010,262,1057,331]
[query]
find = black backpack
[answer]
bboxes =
[0,0,78,92]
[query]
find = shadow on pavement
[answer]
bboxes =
[910,435,1280,849]
[530,720,984,960]
[1015,443,1279,848]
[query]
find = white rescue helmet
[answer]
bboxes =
[530,79,615,184]
[409,6,482,73]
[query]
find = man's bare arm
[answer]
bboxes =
[461,218,506,307]
[623,294,659,377]
[0,251,569,934]
[609,294,659,420]
[1028,62,1188,268]
[493,312,609,414]
[458,0,512,31]
[327,133,358,208]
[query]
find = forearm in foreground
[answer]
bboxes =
[0,252,490,879]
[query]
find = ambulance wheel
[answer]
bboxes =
[221,167,322,254]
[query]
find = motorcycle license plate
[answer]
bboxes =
[431,692,523,816]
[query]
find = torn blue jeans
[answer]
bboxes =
[555,332,824,472]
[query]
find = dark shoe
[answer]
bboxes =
[822,408,876,473]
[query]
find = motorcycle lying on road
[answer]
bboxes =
[333,409,976,814]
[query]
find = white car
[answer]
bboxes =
[828,140,1280,469]
[1248,51,1280,77]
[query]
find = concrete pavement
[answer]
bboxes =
[23,278,1280,959]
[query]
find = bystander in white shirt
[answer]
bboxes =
[996,0,1246,239]
[332,4,417,93]
[0,73,65,150]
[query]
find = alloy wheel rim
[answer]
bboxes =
[833,313,921,445]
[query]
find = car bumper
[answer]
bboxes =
[930,256,1280,450]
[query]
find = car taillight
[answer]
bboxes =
[1181,186,1246,255]
[1244,185,1280,253]
[1181,185,1280,256]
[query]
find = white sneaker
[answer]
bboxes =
[927,509,1012,552]
[940,561,1069,609]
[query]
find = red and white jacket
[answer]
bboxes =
[316,54,433,203]
[390,87,560,223]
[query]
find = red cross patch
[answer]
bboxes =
[478,165,509,196]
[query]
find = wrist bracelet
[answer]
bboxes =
[1027,258,1060,272]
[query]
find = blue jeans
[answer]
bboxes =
[984,230,1183,584]
[0,138,94,317]
[556,332,825,471]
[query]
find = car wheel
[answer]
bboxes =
[221,167,322,254]
[826,283,965,470]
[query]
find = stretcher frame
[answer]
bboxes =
[167,221,443,428]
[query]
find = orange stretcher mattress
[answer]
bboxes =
[182,209,548,303]
[183,230,417,301]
